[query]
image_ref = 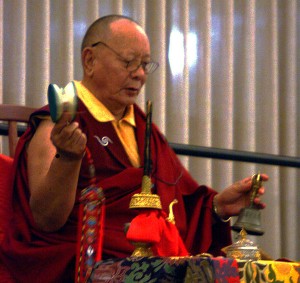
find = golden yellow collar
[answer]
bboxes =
[74,81,136,126]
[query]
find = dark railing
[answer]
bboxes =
[0,123,28,137]
[1,122,299,168]
[169,143,300,168]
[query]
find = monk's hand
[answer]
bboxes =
[214,173,269,218]
[50,111,87,160]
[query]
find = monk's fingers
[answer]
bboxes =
[67,129,87,154]
[253,197,266,209]
[54,129,87,160]
[259,173,269,182]
[51,112,73,135]
[242,173,269,191]
[256,186,265,196]
[51,122,85,152]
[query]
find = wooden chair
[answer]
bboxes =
[0,104,36,157]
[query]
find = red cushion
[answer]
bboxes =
[0,154,14,242]
[0,154,15,282]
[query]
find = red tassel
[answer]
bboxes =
[126,210,189,257]
[95,203,105,262]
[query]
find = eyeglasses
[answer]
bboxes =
[91,41,159,74]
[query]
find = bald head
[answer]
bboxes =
[81,15,142,51]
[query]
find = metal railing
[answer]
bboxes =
[169,143,300,168]
[1,122,299,168]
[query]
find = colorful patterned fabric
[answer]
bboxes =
[238,260,300,283]
[90,257,300,283]
[89,256,240,282]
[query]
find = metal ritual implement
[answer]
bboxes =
[231,173,264,236]
[129,100,162,210]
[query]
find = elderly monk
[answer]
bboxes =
[0,15,268,283]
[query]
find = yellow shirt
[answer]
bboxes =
[74,81,141,168]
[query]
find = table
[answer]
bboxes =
[89,256,300,282]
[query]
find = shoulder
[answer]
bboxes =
[29,105,51,130]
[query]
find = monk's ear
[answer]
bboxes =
[81,47,95,76]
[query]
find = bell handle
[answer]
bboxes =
[250,173,262,207]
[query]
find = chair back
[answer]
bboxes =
[0,104,36,157]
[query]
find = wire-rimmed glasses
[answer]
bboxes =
[91,41,159,74]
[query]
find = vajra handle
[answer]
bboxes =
[249,173,262,207]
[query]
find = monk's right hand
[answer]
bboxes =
[50,111,87,160]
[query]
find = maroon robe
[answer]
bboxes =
[0,100,231,283]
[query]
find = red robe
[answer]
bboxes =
[0,100,231,283]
